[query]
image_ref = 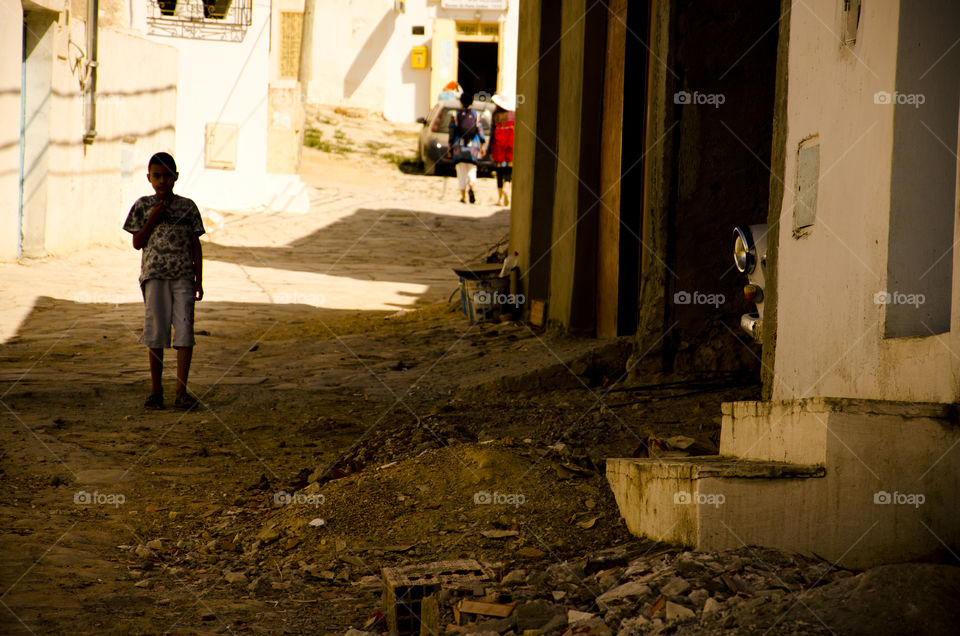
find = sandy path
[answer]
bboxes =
[0,148,509,344]
[0,151,527,633]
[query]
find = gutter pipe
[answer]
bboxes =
[83,0,98,144]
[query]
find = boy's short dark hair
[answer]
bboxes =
[460,93,474,108]
[148,152,177,173]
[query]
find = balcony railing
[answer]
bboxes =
[147,0,253,42]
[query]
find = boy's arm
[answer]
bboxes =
[191,235,203,301]
[132,200,166,250]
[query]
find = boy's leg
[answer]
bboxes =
[175,346,192,397]
[149,348,163,396]
[171,279,199,409]
[141,279,172,405]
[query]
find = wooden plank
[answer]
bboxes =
[596,0,629,338]
[457,599,516,618]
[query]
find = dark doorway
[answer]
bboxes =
[616,1,649,335]
[457,41,498,98]
[664,0,780,372]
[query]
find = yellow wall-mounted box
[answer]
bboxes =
[411,45,428,69]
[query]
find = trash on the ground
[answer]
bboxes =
[454,264,511,324]
[456,599,516,617]
[498,250,519,277]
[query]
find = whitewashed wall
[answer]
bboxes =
[773,0,960,403]
[303,0,519,122]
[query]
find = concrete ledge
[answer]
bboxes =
[606,457,825,549]
[721,397,959,464]
[722,397,957,420]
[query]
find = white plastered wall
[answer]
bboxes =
[303,0,519,122]
[1,0,177,261]
[772,0,960,403]
[0,4,26,261]
[131,0,280,211]
[44,25,178,255]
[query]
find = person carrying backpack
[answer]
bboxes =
[448,93,484,204]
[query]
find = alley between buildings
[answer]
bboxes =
[2,124,958,635]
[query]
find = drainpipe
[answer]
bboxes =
[83,0,98,144]
[18,21,26,258]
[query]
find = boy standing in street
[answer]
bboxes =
[123,152,205,410]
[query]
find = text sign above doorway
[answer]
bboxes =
[441,0,507,9]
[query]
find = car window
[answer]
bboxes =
[436,108,457,130]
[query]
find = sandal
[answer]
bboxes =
[144,393,164,410]
[174,392,200,411]
[468,189,476,204]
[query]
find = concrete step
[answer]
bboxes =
[609,398,960,567]
[607,456,825,552]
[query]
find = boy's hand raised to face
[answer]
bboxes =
[150,199,166,222]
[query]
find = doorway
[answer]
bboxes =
[20,11,56,258]
[457,41,498,98]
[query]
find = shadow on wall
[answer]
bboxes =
[344,10,396,99]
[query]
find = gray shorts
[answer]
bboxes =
[141,279,196,349]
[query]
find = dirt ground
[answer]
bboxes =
[2,113,958,635]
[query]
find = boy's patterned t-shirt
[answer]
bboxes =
[123,194,205,286]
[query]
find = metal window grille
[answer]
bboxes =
[147,0,253,42]
[279,12,303,79]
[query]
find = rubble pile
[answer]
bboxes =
[347,546,852,636]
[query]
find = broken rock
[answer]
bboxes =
[501,569,527,586]
[702,597,723,615]
[597,580,652,604]
[665,601,695,621]
[562,616,612,636]
[660,576,691,596]
[516,599,565,632]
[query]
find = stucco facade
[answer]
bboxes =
[129,0,307,213]
[1,0,177,262]
[301,0,519,122]
[772,0,960,404]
